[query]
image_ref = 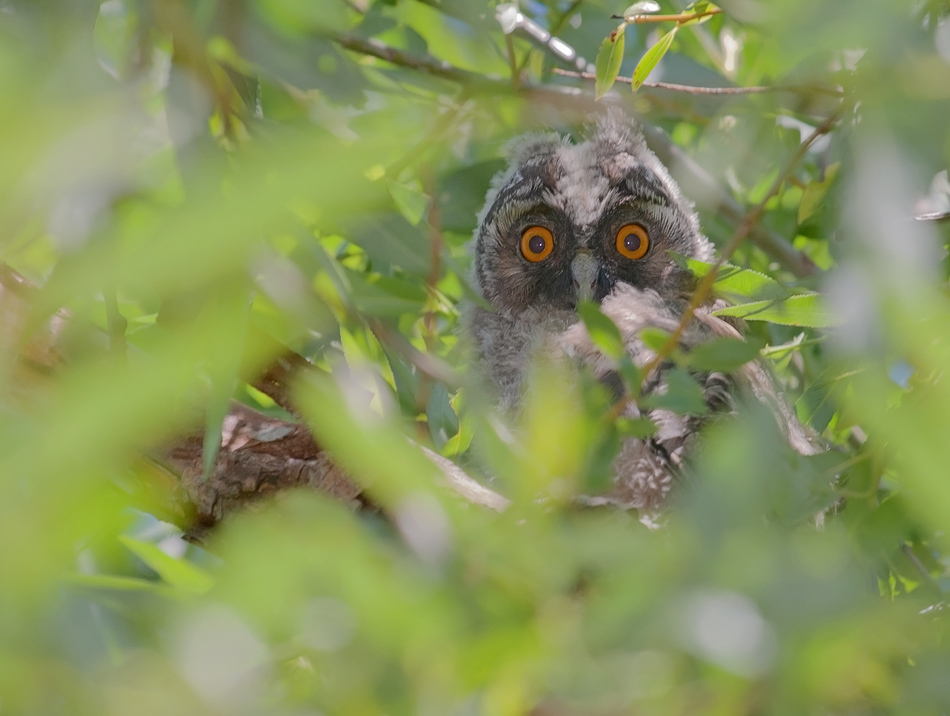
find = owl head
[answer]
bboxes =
[472,113,714,316]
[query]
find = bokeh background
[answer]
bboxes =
[1,1,950,714]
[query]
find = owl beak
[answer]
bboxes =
[571,251,600,303]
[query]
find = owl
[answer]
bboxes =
[466,112,816,513]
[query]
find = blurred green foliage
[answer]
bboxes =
[1,0,950,714]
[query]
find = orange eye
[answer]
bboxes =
[616,223,650,260]
[520,226,554,262]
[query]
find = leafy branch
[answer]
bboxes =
[607,106,844,421]
[595,1,722,97]
[330,32,815,278]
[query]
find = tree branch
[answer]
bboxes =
[333,33,493,86]
[330,33,818,278]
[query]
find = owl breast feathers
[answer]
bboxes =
[466,113,817,512]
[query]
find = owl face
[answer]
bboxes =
[473,115,713,316]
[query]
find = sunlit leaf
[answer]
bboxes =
[119,537,214,595]
[631,26,677,91]
[520,358,591,496]
[685,336,765,372]
[678,1,720,26]
[595,23,627,99]
[441,390,474,457]
[426,381,459,450]
[348,272,427,316]
[673,253,789,303]
[577,300,624,359]
[638,326,671,352]
[388,180,430,227]
[4,3,950,715]
[712,293,837,327]
[256,0,353,34]
[296,370,442,505]
[641,367,708,414]
[616,416,658,437]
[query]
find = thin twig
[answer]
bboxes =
[552,68,844,96]
[608,107,844,420]
[611,9,722,23]
[915,210,950,222]
[334,33,490,85]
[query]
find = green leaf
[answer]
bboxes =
[119,537,214,595]
[348,272,427,316]
[795,364,860,432]
[796,381,836,433]
[577,300,624,360]
[440,427,473,458]
[426,382,459,450]
[793,234,836,271]
[631,26,677,91]
[713,293,837,327]
[344,211,432,274]
[685,336,765,372]
[64,572,177,596]
[387,180,429,227]
[678,1,719,26]
[674,253,790,303]
[639,327,670,353]
[381,344,420,414]
[616,416,658,437]
[441,390,474,457]
[594,23,627,99]
[617,354,643,392]
[797,162,841,224]
[640,367,708,414]
[256,0,352,34]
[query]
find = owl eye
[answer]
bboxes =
[520,226,554,262]
[616,223,650,260]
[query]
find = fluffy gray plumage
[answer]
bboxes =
[466,113,816,512]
